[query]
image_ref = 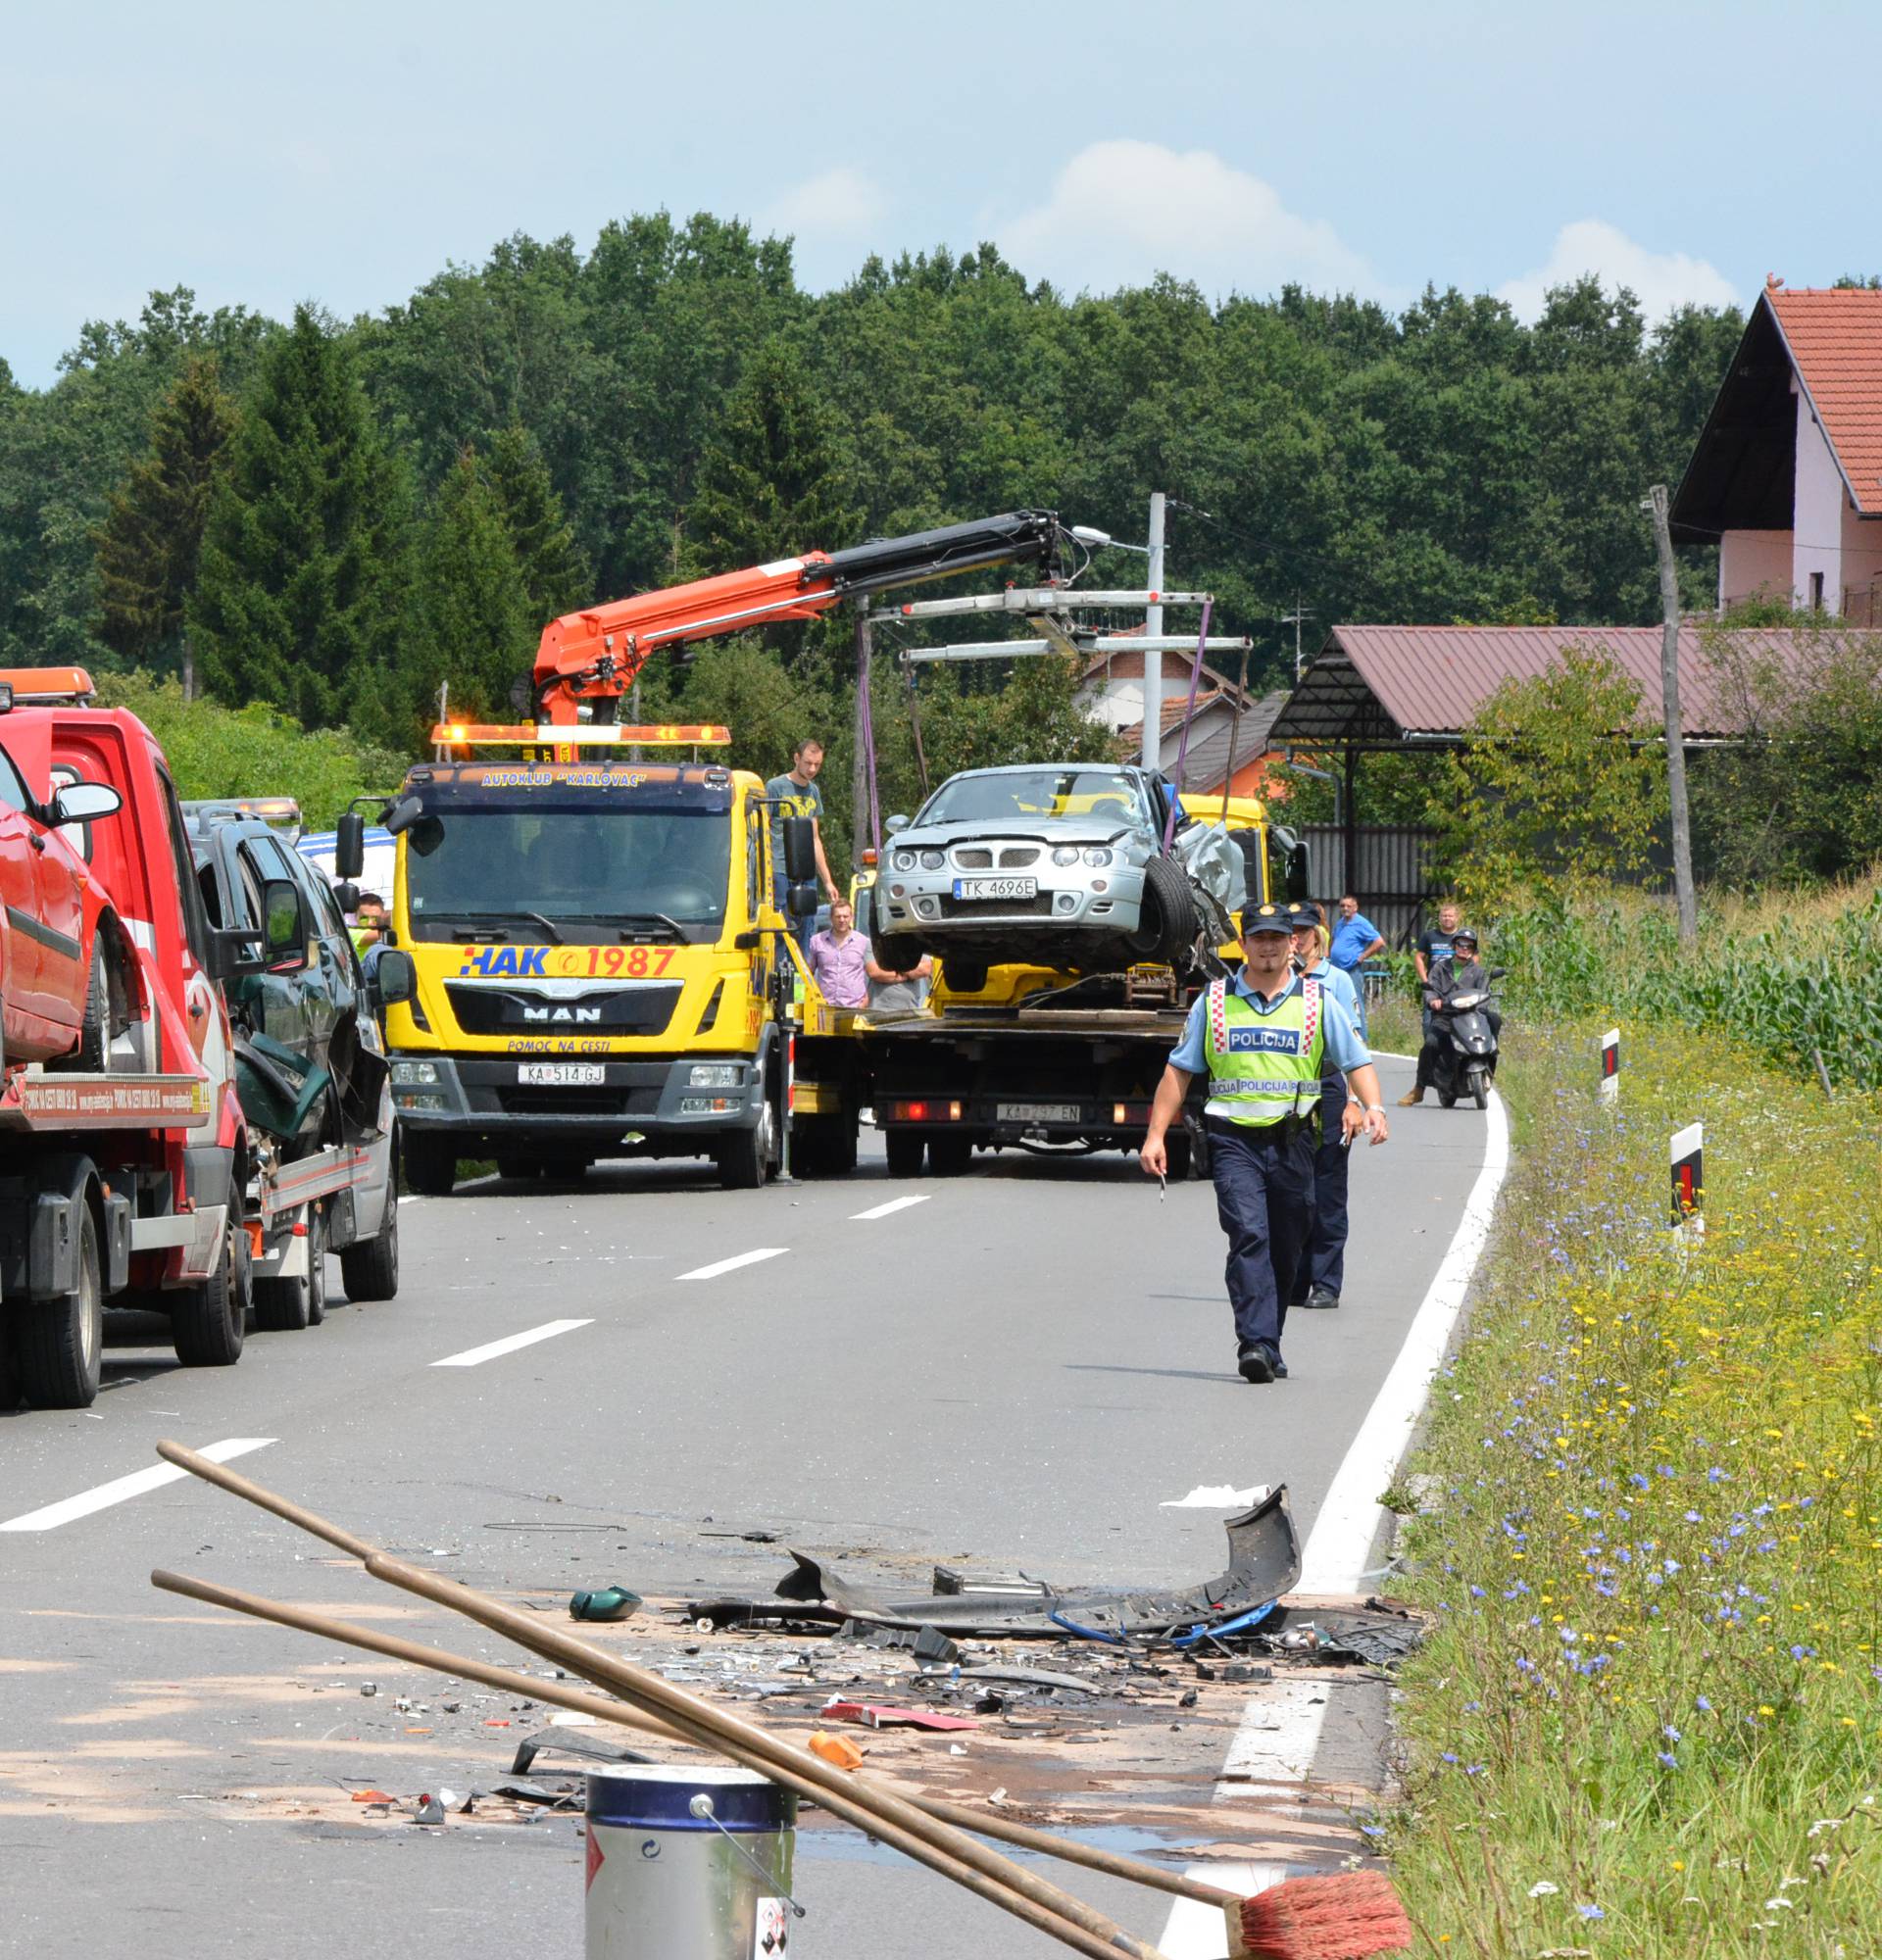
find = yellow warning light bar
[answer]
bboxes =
[430,723,732,747]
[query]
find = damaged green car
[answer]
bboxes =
[186,801,398,1328]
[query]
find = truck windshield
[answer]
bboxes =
[919,768,1141,826]
[405,808,730,943]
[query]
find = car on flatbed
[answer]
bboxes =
[869,762,1239,991]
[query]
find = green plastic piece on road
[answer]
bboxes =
[569,1586,642,1623]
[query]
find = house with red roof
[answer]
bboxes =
[1672,278,1882,621]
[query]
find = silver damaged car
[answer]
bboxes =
[870,763,1240,989]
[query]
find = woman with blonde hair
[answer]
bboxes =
[1289,903,1363,1312]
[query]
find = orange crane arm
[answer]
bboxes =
[531,512,1065,722]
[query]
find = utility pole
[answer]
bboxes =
[1280,596,1314,681]
[1646,485,1698,945]
[1141,491,1165,771]
[851,610,873,870]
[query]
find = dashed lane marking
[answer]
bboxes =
[848,1195,929,1221]
[677,1248,788,1281]
[431,1318,593,1368]
[0,1437,276,1534]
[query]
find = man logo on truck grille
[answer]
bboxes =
[521,1004,604,1023]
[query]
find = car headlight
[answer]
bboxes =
[919,850,945,870]
[1051,846,1080,866]
[391,1060,440,1085]
[688,1062,743,1087]
[1083,848,1113,866]
[894,851,917,872]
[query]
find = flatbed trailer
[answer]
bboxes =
[798,987,1207,1181]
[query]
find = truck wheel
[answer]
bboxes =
[1140,856,1198,965]
[171,1223,251,1368]
[339,1203,399,1302]
[927,1132,973,1177]
[884,1129,925,1177]
[17,1204,103,1409]
[305,1206,328,1324]
[253,1268,310,1333]
[402,1131,458,1197]
[717,1101,775,1191]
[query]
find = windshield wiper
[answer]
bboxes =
[584,910,690,942]
[416,908,564,943]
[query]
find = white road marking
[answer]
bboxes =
[431,1319,592,1368]
[1298,1086,1510,1593]
[0,1437,275,1534]
[849,1195,929,1221]
[677,1248,788,1281]
[1159,1087,1511,1958]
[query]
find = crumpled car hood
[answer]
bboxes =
[894,815,1145,852]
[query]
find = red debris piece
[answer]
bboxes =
[819,1699,977,1733]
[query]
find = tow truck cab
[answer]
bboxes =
[371,754,808,1193]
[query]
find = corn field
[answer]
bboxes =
[1478,882,1882,1091]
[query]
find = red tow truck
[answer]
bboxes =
[0,670,265,1409]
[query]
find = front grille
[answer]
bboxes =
[445,983,680,1037]
[953,847,993,869]
[939,893,1055,917]
[998,847,1040,869]
[494,1087,651,1118]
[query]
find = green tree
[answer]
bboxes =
[688,335,860,574]
[1426,646,1669,911]
[479,422,590,623]
[92,354,235,677]
[190,305,413,733]
[407,446,537,730]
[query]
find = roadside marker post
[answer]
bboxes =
[1669,1121,1703,1240]
[1599,1027,1619,1105]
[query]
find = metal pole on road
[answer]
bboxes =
[1141,491,1165,771]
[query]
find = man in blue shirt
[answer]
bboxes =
[1328,892,1385,1036]
[1143,903,1389,1384]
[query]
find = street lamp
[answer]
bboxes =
[1068,525,1151,555]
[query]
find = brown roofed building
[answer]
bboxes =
[1673,279,1882,620]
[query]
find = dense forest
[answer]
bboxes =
[0,211,1747,854]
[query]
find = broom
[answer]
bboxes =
[1223,1871,1412,1959]
[151,1443,1167,1960]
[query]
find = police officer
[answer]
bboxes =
[1288,903,1364,1311]
[1141,902,1390,1384]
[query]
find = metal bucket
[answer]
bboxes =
[585,1763,797,1958]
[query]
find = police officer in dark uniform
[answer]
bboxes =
[1142,903,1390,1383]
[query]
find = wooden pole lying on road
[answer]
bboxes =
[148,1564,1236,1910]
[1647,483,1698,945]
[151,1442,1192,1957]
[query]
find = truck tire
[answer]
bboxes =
[927,1132,973,1177]
[717,1100,775,1190]
[1139,856,1198,965]
[305,1205,328,1325]
[402,1131,458,1197]
[884,1129,925,1178]
[171,1223,251,1368]
[17,1204,103,1409]
[255,1205,327,1332]
[339,1203,399,1302]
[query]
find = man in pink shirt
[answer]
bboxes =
[806,898,871,1006]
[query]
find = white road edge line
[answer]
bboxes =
[849,1195,929,1221]
[431,1319,593,1368]
[1158,1087,1511,1960]
[0,1437,276,1534]
[677,1248,788,1281]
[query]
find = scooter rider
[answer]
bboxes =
[1410,926,1500,1097]
[1142,903,1389,1386]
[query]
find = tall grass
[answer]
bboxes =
[1388,1019,1882,1955]
[1452,877,1882,1090]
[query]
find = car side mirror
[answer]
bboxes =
[49,782,123,826]
[207,925,266,982]
[780,815,817,886]
[787,880,819,919]
[383,796,422,837]
[333,880,360,915]
[335,810,366,878]
[375,948,416,1005]
[733,929,764,951]
[262,878,309,971]
[885,813,910,836]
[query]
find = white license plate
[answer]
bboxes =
[998,1102,1079,1123]
[517,1062,606,1086]
[953,876,1037,901]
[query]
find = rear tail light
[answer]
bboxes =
[890,1100,963,1123]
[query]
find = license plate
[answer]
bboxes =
[998,1102,1079,1123]
[517,1062,605,1086]
[953,876,1037,901]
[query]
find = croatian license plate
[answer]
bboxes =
[517,1062,605,1086]
[998,1102,1079,1123]
[953,876,1037,901]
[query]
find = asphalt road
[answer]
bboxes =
[0,1057,1490,1959]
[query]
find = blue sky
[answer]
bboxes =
[3,0,1874,388]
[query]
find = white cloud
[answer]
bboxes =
[758,167,889,241]
[995,139,1374,299]
[1497,219,1739,321]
